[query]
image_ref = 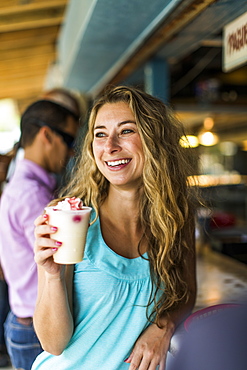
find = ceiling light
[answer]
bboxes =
[198,131,219,146]
[242,140,247,151]
[203,117,214,130]
[179,135,199,148]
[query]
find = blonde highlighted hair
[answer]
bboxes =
[58,85,197,324]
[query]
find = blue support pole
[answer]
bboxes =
[144,57,170,103]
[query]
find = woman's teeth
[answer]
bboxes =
[107,159,130,167]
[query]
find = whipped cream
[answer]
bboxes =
[53,197,83,211]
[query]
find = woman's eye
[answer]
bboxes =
[95,132,106,138]
[121,129,134,135]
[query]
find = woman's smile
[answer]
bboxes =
[105,158,131,168]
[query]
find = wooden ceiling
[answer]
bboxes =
[0,0,68,114]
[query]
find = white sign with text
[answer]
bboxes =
[223,11,247,72]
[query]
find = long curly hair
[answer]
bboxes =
[58,85,197,324]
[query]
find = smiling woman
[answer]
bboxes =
[92,101,144,188]
[31,85,198,370]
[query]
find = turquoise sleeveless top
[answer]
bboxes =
[32,213,154,370]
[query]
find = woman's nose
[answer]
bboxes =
[104,135,121,153]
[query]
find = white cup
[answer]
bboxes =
[45,206,92,264]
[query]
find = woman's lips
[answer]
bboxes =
[106,159,130,167]
[105,158,131,169]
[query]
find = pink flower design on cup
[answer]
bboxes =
[73,215,82,223]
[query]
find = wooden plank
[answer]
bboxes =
[0,66,49,81]
[0,0,22,8]
[0,54,55,68]
[0,57,56,71]
[0,1,67,114]
[0,16,64,33]
[0,57,55,73]
[0,44,55,61]
[0,76,46,95]
[0,64,51,79]
[0,27,59,50]
[0,1,68,13]
[0,37,57,52]
[1,74,45,87]
[0,7,65,23]
[0,0,59,8]
[0,63,52,79]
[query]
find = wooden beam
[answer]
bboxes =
[0,44,55,61]
[0,76,46,97]
[0,1,68,15]
[0,27,59,51]
[1,74,45,87]
[0,64,52,79]
[0,16,64,33]
[0,1,68,115]
[0,57,55,74]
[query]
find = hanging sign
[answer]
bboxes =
[223,11,247,72]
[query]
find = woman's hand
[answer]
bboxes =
[34,213,63,276]
[125,322,174,370]
[33,213,74,355]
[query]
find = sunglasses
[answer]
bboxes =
[33,120,75,149]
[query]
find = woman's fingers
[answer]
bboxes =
[34,213,60,259]
[159,356,166,369]
[128,353,159,370]
[126,323,169,370]
[35,234,58,249]
[34,242,58,265]
[35,223,57,238]
[33,213,63,275]
[34,213,48,226]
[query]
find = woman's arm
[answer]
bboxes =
[125,219,197,369]
[125,282,196,370]
[33,214,74,355]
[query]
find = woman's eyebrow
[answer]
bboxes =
[94,120,136,130]
[94,125,105,130]
[118,120,136,126]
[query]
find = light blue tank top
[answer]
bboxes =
[32,214,154,370]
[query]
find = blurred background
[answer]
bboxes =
[1,0,247,267]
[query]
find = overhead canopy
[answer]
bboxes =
[0,0,246,141]
[57,0,247,98]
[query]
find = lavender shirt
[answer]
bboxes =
[0,159,56,317]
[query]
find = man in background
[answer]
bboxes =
[0,98,80,370]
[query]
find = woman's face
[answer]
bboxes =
[92,101,144,189]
